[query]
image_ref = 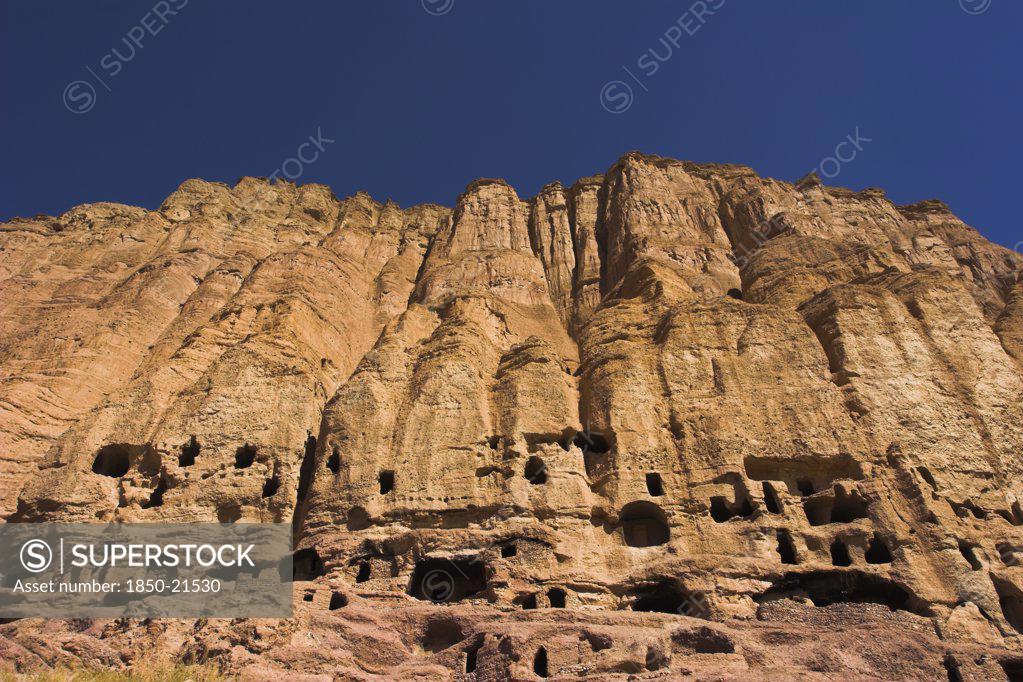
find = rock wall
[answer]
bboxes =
[2,152,1023,680]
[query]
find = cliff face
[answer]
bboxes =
[2,153,1023,680]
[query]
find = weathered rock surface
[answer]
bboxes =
[2,152,1023,680]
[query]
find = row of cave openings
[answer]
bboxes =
[306,597,562,679]
[712,455,873,527]
[316,572,1023,679]
[322,430,618,489]
[296,540,931,636]
[294,543,709,620]
[89,434,319,513]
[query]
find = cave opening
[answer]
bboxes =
[262,475,280,498]
[408,557,486,603]
[327,447,340,473]
[217,503,241,523]
[1000,658,1023,682]
[293,548,325,581]
[830,538,852,566]
[548,587,566,608]
[501,543,517,558]
[803,487,869,526]
[709,492,754,523]
[465,637,483,673]
[329,592,347,610]
[355,561,371,583]
[92,445,132,478]
[179,436,199,467]
[671,626,735,654]
[763,482,783,514]
[865,533,893,564]
[726,288,743,300]
[573,430,611,454]
[422,618,464,653]
[916,466,938,490]
[992,576,1023,635]
[756,570,924,614]
[620,501,670,547]
[776,530,797,564]
[517,592,538,609]
[234,443,257,468]
[379,470,395,494]
[533,646,549,678]
[646,472,665,497]
[524,456,548,484]
[631,579,708,618]
[943,655,964,682]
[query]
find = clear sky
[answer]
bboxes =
[1,1,1020,249]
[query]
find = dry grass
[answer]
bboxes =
[0,664,228,682]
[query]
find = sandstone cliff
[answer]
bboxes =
[2,152,1023,680]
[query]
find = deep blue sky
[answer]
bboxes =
[1,1,1020,249]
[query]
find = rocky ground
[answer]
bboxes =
[2,152,1023,680]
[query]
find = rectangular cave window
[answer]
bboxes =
[803,487,870,526]
[830,538,852,567]
[409,557,486,603]
[501,543,517,558]
[293,548,325,581]
[763,482,783,514]
[356,560,371,583]
[646,473,664,497]
[547,587,566,608]
[865,533,893,564]
[533,646,549,678]
[517,592,538,609]
[379,470,395,494]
